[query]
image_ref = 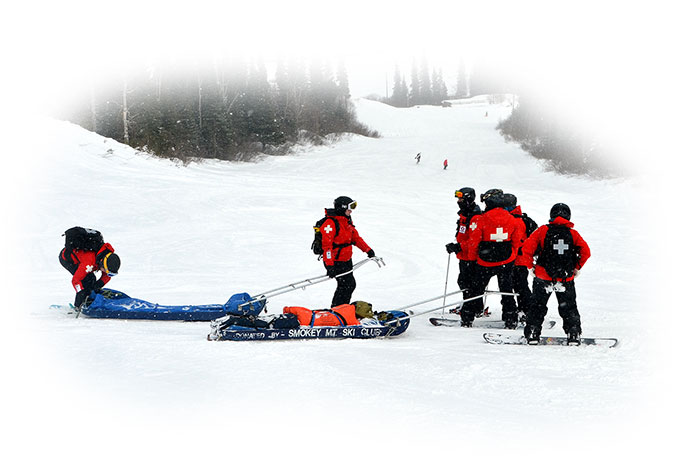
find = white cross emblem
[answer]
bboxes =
[553,239,569,255]
[324,224,333,234]
[490,228,508,242]
[85,265,94,273]
[470,222,477,231]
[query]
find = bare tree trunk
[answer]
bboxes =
[198,72,203,130]
[122,77,129,144]
[90,81,97,132]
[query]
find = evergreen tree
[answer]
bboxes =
[242,58,283,148]
[336,59,350,107]
[419,56,432,105]
[390,65,408,107]
[409,59,420,106]
[431,68,448,104]
[456,58,468,98]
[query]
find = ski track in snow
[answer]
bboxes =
[6,97,662,462]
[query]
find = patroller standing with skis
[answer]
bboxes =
[445,187,483,316]
[320,196,376,307]
[462,190,524,328]
[520,203,591,345]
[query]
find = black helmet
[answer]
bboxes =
[100,252,121,276]
[550,203,571,221]
[454,187,476,204]
[480,188,503,203]
[484,192,505,210]
[334,196,357,211]
[502,193,517,210]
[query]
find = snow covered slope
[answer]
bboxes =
[6,98,664,463]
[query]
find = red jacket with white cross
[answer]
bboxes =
[320,210,371,266]
[520,217,591,282]
[466,207,525,267]
[69,243,115,292]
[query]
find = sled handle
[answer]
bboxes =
[240,257,385,310]
[391,291,519,323]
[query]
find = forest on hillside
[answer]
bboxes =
[64,57,378,161]
[62,53,624,177]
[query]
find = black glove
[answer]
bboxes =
[367,249,376,258]
[81,273,98,291]
[326,265,337,278]
[445,242,461,254]
[74,289,91,308]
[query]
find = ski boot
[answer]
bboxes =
[567,331,581,346]
[524,325,541,345]
[503,311,519,330]
[460,308,475,327]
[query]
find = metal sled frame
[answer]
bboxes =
[237,257,386,313]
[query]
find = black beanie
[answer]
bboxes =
[103,253,121,275]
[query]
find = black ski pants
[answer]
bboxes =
[457,260,483,314]
[331,260,356,307]
[462,262,517,325]
[526,278,581,335]
[512,265,532,315]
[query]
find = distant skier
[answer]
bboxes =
[520,203,591,345]
[59,227,121,309]
[415,152,421,164]
[320,196,376,307]
[445,187,482,316]
[443,159,448,170]
[462,189,524,328]
[502,193,538,319]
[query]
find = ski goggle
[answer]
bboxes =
[454,190,465,199]
[480,190,503,202]
[346,201,357,210]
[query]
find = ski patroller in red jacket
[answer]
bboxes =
[454,203,481,261]
[466,207,525,267]
[62,243,115,292]
[510,205,531,267]
[520,216,591,282]
[320,209,371,266]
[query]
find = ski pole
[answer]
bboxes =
[441,253,451,315]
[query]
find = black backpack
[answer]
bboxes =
[63,226,104,252]
[521,213,538,237]
[311,216,340,257]
[536,224,580,280]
